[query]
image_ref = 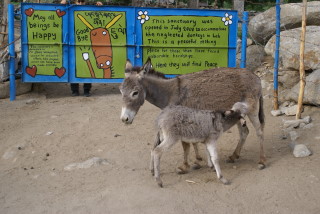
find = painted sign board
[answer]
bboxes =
[21,3,238,83]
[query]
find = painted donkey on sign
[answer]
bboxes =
[119,58,266,170]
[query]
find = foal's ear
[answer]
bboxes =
[141,57,153,75]
[224,110,234,116]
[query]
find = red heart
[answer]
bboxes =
[56,9,66,17]
[25,8,34,17]
[54,67,66,78]
[26,65,37,77]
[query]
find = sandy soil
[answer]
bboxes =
[1,77,320,214]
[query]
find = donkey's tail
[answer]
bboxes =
[259,95,265,130]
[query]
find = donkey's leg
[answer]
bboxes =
[150,132,161,176]
[247,113,266,169]
[177,142,191,174]
[192,143,203,161]
[191,143,203,170]
[206,140,230,185]
[152,136,177,188]
[228,122,249,163]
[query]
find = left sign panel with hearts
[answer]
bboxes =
[22,4,68,82]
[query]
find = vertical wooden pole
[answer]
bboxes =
[233,0,244,19]
[0,0,10,46]
[296,0,307,119]
[188,0,199,9]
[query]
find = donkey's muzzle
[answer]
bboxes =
[120,107,135,124]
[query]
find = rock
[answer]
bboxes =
[283,116,311,128]
[282,105,298,116]
[299,123,306,128]
[285,69,320,105]
[303,123,314,129]
[45,131,53,136]
[263,94,272,99]
[280,134,287,140]
[2,150,16,160]
[271,109,283,116]
[289,102,296,107]
[280,101,290,108]
[64,157,109,171]
[289,131,299,141]
[236,45,266,71]
[0,61,9,82]
[278,70,300,89]
[247,38,253,46]
[0,80,32,99]
[293,144,312,157]
[236,38,241,53]
[249,2,320,45]
[26,99,38,105]
[265,26,320,71]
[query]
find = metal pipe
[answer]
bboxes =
[240,11,248,68]
[8,4,16,101]
[273,0,281,110]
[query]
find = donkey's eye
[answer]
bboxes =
[131,91,139,97]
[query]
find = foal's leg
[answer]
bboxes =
[152,136,176,188]
[205,147,214,169]
[206,140,230,185]
[177,142,191,174]
[150,132,161,175]
[247,112,266,169]
[228,122,249,163]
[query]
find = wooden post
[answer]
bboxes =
[188,0,199,9]
[0,0,10,46]
[233,0,244,19]
[296,0,307,119]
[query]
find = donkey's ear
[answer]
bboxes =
[141,57,153,74]
[125,59,133,78]
[125,59,133,71]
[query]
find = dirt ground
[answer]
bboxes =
[1,76,320,214]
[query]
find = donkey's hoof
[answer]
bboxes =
[258,163,266,170]
[196,156,203,161]
[220,177,230,185]
[156,178,163,188]
[176,166,188,175]
[210,166,216,172]
[151,169,155,176]
[226,158,235,163]
[177,164,190,174]
[191,163,202,170]
[227,154,239,163]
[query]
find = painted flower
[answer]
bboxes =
[137,10,149,24]
[222,13,233,26]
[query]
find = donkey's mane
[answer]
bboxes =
[130,66,168,79]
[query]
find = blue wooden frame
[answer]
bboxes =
[20,3,238,83]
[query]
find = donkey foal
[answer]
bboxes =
[151,102,248,187]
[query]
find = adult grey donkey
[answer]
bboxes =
[119,58,265,171]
